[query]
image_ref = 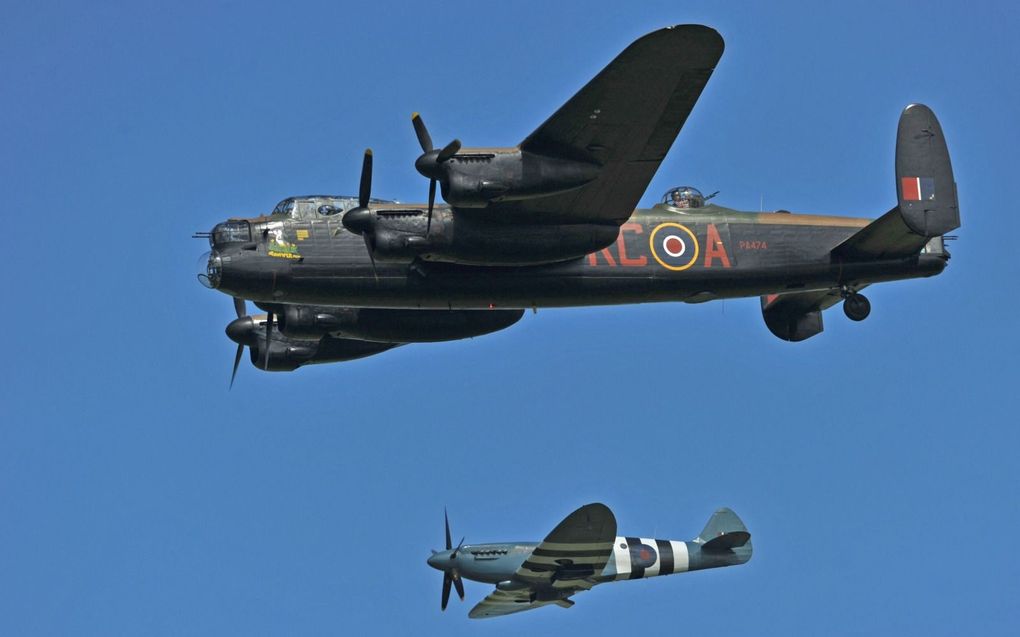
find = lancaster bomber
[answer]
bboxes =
[427,503,751,618]
[195,25,960,382]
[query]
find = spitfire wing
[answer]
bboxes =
[468,588,557,619]
[503,25,724,224]
[515,502,617,585]
[470,503,616,619]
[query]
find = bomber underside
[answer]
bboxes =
[247,254,947,310]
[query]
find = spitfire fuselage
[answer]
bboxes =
[429,534,750,586]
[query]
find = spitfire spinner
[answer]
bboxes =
[428,504,751,618]
[195,25,960,381]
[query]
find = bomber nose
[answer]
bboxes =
[196,250,223,289]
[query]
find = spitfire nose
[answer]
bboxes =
[427,551,449,571]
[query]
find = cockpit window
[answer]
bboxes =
[212,221,251,246]
[271,195,397,219]
[662,186,706,209]
[272,199,297,216]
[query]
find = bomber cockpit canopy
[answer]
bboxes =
[271,195,396,220]
[661,186,708,209]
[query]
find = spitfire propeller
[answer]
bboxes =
[412,113,460,233]
[432,508,466,611]
[340,149,379,280]
[224,298,275,387]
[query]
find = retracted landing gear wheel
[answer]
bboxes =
[843,293,871,321]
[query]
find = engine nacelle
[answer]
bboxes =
[441,150,600,208]
[279,305,353,340]
[356,147,617,265]
[277,306,525,342]
[431,217,619,266]
[249,333,398,371]
[366,213,619,266]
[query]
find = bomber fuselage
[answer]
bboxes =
[201,201,948,310]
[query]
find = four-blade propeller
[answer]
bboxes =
[438,508,466,611]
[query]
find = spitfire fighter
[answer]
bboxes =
[428,504,751,618]
[195,25,960,381]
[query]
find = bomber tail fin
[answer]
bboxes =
[833,104,959,261]
[895,103,959,237]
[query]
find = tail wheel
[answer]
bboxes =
[843,293,871,321]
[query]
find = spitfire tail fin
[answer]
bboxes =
[696,507,751,550]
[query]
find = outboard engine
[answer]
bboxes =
[277,306,526,343]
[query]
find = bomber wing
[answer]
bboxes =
[469,503,617,619]
[494,25,724,224]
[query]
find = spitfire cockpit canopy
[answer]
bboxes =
[661,186,706,209]
[271,195,396,220]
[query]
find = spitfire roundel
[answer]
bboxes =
[630,542,658,569]
[649,223,700,271]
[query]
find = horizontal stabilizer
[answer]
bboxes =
[832,205,933,260]
[698,508,751,550]
[834,104,958,261]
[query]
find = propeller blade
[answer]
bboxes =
[451,536,465,559]
[441,572,452,611]
[362,232,378,281]
[263,312,273,371]
[412,112,433,152]
[233,297,246,319]
[358,149,373,209]
[229,343,243,389]
[426,179,436,234]
[444,508,452,551]
[453,572,465,600]
[436,139,461,163]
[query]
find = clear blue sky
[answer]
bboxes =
[3,1,1018,635]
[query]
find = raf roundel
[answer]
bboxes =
[663,235,686,257]
[649,222,700,271]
